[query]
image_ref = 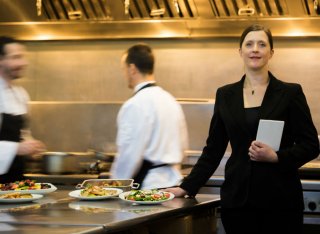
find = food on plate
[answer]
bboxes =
[0,192,33,199]
[0,179,51,191]
[84,180,124,188]
[76,179,138,192]
[101,180,123,187]
[125,189,171,202]
[80,185,119,197]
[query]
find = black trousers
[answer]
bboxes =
[221,206,303,234]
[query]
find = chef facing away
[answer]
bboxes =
[110,44,189,189]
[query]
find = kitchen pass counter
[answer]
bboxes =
[0,186,220,234]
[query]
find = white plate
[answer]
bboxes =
[69,188,123,200]
[0,183,57,195]
[0,194,43,203]
[119,191,174,205]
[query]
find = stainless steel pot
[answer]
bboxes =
[42,152,80,174]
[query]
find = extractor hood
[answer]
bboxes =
[0,0,319,40]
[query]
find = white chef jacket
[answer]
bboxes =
[111,82,189,189]
[0,77,30,175]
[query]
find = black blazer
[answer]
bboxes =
[181,72,319,211]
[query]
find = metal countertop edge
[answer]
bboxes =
[100,196,221,233]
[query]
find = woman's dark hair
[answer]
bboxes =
[239,24,273,50]
[125,44,154,75]
[0,36,18,56]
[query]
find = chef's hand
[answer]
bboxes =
[164,187,187,197]
[248,140,278,163]
[17,140,46,156]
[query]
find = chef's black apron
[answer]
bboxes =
[131,83,169,187]
[0,113,26,183]
[133,160,169,188]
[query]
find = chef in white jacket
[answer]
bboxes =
[110,44,189,189]
[0,36,45,183]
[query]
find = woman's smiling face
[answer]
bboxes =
[239,30,274,71]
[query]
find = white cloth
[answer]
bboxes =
[0,77,29,175]
[111,84,189,189]
[0,141,20,175]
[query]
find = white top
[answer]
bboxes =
[0,77,30,175]
[111,83,189,189]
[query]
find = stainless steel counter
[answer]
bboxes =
[0,223,103,234]
[0,186,220,234]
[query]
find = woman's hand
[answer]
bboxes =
[17,140,46,156]
[163,187,188,197]
[248,140,278,163]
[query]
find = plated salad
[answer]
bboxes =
[0,179,51,191]
[125,189,171,202]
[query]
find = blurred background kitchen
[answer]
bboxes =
[1,0,320,233]
[1,0,319,173]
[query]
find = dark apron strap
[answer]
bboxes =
[134,83,156,95]
[132,82,158,187]
[133,159,168,188]
[0,113,26,183]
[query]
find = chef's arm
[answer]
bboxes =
[0,138,44,157]
[19,115,47,154]
[17,140,46,155]
[0,139,45,175]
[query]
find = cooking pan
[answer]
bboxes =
[42,152,80,174]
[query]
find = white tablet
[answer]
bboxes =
[256,119,284,151]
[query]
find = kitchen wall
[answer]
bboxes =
[15,37,320,151]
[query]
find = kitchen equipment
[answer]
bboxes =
[2,0,320,40]
[76,179,139,192]
[86,160,112,174]
[90,151,116,163]
[42,152,80,174]
[302,180,320,234]
[42,151,100,174]
[299,159,320,179]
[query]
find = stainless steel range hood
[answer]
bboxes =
[0,0,319,40]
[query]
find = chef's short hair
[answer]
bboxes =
[125,44,154,75]
[0,36,19,56]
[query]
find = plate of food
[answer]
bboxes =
[69,186,123,200]
[119,189,174,205]
[0,192,43,203]
[0,179,57,195]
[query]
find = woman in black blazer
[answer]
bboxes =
[166,24,319,234]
